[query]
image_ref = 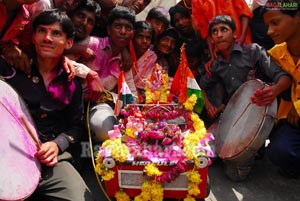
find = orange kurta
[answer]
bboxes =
[192,0,253,44]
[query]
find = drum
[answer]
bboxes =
[215,79,277,163]
[0,79,41,201]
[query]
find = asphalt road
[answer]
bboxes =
[80,152,300,201]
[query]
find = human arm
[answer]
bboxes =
[0,46,76,81]
[248,44,292,106]
[199,70,224,118]
[205,36,217,77]
[42,78,84,166]
[34,79,84,167]
[85,70,104,101]
[72,61,104,101]
[64,42,96,62]
[202,90,219,119]
[1,44,32,76]
[120,47,133,72]
[35,141,59,166]
[236,15,250,45]
[1,18,34,77]
[251,75,292,106]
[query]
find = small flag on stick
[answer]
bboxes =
[114,71,135,115]
[169,44,204,113]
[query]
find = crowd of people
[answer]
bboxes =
[0,0,299,200]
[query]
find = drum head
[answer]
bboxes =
[215,79,276,160]
[0,79,41,200]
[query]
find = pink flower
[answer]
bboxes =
[161,137,172,145]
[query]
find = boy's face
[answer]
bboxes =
[156,35,176,55]
[148,18,166,37]
[210,23,236,53]
[264,10,300,44]
[172,13,193,35]
[134,29,152,56]
[108,18,134,49]
[32,22,73,59]
[71,9,96,40]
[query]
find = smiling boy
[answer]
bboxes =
[0,10,94,200]
[263,0,300,178]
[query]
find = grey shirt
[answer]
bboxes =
[199,43,289,103]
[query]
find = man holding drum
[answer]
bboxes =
[263,0,300,179]
[199,14,292,181]
[0,10,94,200]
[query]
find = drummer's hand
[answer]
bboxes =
[35,142,59,166]
[205,102,219,119]
[62,56,76,81]
[287,106,300,128]
[251,84,275,106]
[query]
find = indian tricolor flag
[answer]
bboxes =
[170,44,204,113]
[114,71,135,115]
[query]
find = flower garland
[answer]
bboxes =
[96,95,214,200]
[95,139,129,181]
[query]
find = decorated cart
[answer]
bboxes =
[93,46,214,201]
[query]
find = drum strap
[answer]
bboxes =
[0,66,16,80]
[245,45,273,83]
[245,44,258,81]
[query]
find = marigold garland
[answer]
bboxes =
[134,180,164,201]
[115,189,131,201]
[183,94,198,111]
[144,164,163,176]
[187,171,201,196]
[94,162,115,181]
[96,94,213,200]
[102,139,129,163]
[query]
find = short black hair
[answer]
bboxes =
[169,5,190,27]
[33,9,75,39]
[208,14,236,36]
[147,7,170,27]
[156,26,179,42]
[134,21,154,39]
[107,6,135,27]
[262,0,300,17]
[67,0,101,20]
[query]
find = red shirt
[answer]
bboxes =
[0,2,33,54]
